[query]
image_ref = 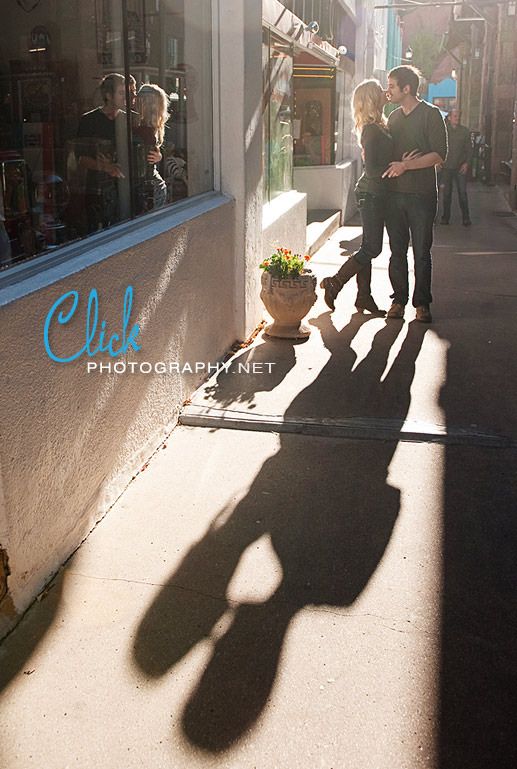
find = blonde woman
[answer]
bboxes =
[134,83,169,209]
[320,79,394,314]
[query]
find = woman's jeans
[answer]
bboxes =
[353,191,387,301]
[354,191,387,268]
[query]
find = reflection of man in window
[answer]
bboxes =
[76,73,134,233]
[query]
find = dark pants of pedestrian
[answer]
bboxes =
[353,191,387,302]
[441,168,470,223]
[385,192,437,308]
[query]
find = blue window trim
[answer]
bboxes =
[0,191,231,306]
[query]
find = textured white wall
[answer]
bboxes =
[219,0,264,339]
[0,199,236,637]
[262,191,307,262]
[0,0,321,639]
[293,161,358,223]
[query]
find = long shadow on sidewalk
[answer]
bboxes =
[134,315,428,752]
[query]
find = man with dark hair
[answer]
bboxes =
[441,108,472,226]
[76,73,136,233]
[387,65,420,98]
[383,65,448,323]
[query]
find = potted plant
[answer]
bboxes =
[259,247,317,338]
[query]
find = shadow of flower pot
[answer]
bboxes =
[260,271,317,339]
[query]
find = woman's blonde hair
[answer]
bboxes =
[351,79,386,141]
[136,84,169,147]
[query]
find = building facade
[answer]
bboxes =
[263,0,360,224]
[447,0,517,198]
[0,0,268,637]
[0,0,404,637]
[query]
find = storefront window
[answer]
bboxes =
[0,0,213,271]
[293,57,336,167]
[263,31,293,201]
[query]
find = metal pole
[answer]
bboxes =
[121,0,136,218]
[511,85,517,207]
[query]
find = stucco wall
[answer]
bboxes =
[219,0,264,339]
[0,197,236,637]
[262,191,307,263]
[293,161,358,223]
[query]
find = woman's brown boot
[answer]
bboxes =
[320,257,363,311]
[355,263,386,316]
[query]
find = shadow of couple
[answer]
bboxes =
[133,311,428,752]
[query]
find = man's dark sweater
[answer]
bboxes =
[76,108,125,194]
[387,101,447,194]
[444,121,471,170]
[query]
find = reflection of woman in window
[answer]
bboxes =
[320,80,394,315]
[134,84,169,210]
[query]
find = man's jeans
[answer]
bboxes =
[385,192,437,308]
[442,168,470,222]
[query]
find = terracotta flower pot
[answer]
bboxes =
[260,271,317,339]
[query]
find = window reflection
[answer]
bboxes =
[263,32,294,202]
[293,60,336,168]
[133,84,168,212]
[0,0,213,271]
[75,72,132,233]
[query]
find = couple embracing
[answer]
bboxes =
[321,65,448,324]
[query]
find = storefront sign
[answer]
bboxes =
[30,26,51,50]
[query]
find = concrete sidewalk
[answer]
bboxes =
[0,184,516,769]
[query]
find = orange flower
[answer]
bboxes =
[263,260,270,266]
[285,254,291,260]
[304,255,311,261]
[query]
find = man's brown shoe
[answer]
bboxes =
[387,302,405,319]
[415,305,432,323]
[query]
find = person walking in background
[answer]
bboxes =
[320,79,396,316]
[440,108,472,226]
[383,65,447,324]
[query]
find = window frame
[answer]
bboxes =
[0,190,228,298]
